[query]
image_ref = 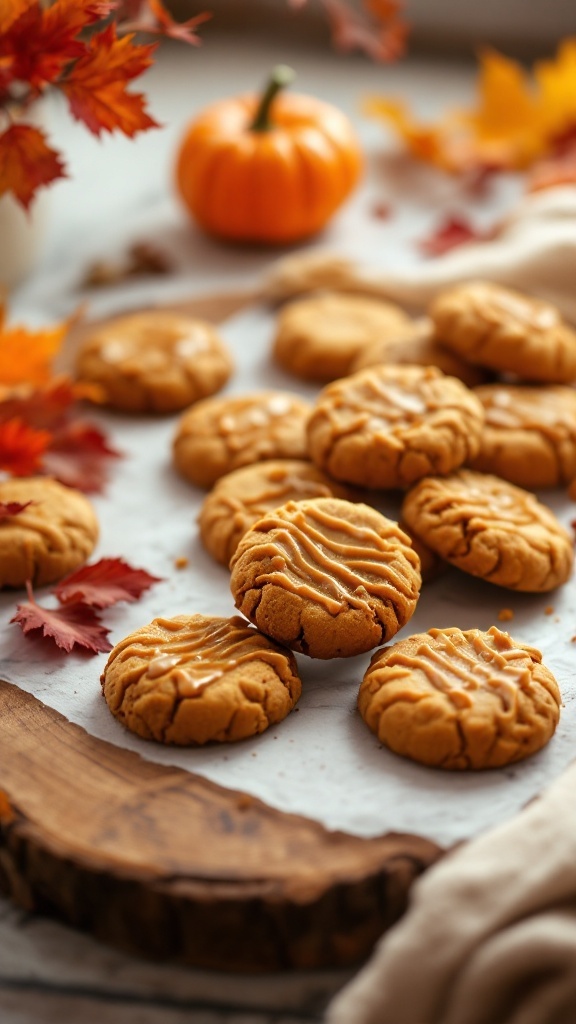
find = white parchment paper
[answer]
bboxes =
[1,303,575,849]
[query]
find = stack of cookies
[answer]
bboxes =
[88,280,576,771]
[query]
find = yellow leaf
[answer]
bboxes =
[535,38,576,140]
[0,317,70,388]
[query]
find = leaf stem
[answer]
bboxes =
[250,65,295,133]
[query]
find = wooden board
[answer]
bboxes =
[0,288,442,972]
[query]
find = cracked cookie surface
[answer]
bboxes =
[402,469,574,592]
[306,364,485,489]
[470,383,576,488]
[273,292,412,383]
[0,476,99,588]
[358,626,561,769]
[101,613,301,745]
[199,459,354,567]
[230,497,422,659]
[75,311,233,413]
[351,316,489,388]
[173,391,311,489]
[430,281,576,382]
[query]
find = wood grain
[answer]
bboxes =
[0,682,441,971]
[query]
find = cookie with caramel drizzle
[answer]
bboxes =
[230,497,421,660]
[358,626,561,769]
[101,613,301,745]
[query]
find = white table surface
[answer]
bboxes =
[1,32,522,1024]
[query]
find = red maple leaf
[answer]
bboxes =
[0,124,66,209]
[134,0,211,45]
[61,24,159,137]
[0,0,114,91]
[0,418,51,475]
[55,557,162,608]
[0,500,34,520]
[0,379,92,433]
[12,582,112,654]
[42,421,122,493]
[418,214,498,257]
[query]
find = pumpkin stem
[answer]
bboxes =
[250,65,295,133]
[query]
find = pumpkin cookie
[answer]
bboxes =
[0,477,99,587]
[101,613,301,745]
[75,311,233,413]
[351,317,489,388]
[470,384,576,488]
[306,364,485,489]
[402,469,574,592]
[429,281,576,382]
[199,459,353,567]
[358,626,561,769]
[230,497,421,659]
[173,391,311,489]
[273,292,412,383]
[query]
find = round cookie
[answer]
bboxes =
[429,281,576,382]
[199,459,354,567]
[75,310,233,413]
[470,383,576,488]
[0,477,99,587]
[101,613,301,745]
[351,317,489,388]
[402,469,574,592]
[230,497,422,660]
[273,292,412,383]
[358,626,561,770]
[173,391,311,489]
[306,364,485,490]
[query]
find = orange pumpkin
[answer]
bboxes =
[175,66,363,244]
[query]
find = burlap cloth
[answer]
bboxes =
[267,185,576,1024]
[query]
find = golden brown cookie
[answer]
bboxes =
[199,459,354,567]
[470,383,576,488]
[0,477,99,587]
[230,497,421,659]
[101,613,301,745]
[306,364,485,490]
[402,469,574,592]
[75,311,233,413]
[351,317,489,388]
[273,292,412,383]
[358,626,561,769]
[429,281,576,382]
[173,391,311,489]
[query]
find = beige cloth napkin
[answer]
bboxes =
[266,186,576,324]
[326,760,576,1024]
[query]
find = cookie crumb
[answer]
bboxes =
[174,556,189,569]
[545,605,554,615]
[498,608,514,622]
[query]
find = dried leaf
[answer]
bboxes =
[81,240,172,288]
[12,582,112,654]
[0,378,90,432]
[0,124,66,209]
[322,0,407,61]
[0,418,51,475]
[418,214,497,257]
[0,309,70,388]
[55,557,162,608]
[61,24,159,137]
[145,0,211,45]
[42,421,122,493]
[0,500,34,520]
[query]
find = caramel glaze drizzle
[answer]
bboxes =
[106,615,291,698]
[243,501,420,617]
[322,368,451,441]
[215,470,334,523]
[386,626,540,711]
[480,387,576,442]
[421,473,559,538]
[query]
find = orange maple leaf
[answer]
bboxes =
[61,24,159,137]
[366,38,576,173]
[0,124,66,209]
[0,310,70,388]
[0,418,51,476]
[0,0,35,34]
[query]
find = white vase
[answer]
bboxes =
[0,189,50,290]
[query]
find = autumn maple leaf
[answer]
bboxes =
[418,215,498,257]
[131,0,212,45]
[0,306,70,388]
[42,421,122,493]
[61,24,159,137]
[0,124,66,209]
[0,418,51,475]
[12,582,112,654]
[54,557,162,608]
[0,0,35,35]
[0,500,34,520]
